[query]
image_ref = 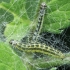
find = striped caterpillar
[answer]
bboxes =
[32,2,47,42]
[9,39,64,59]
[21,2,46,43]
[9,2,64,59]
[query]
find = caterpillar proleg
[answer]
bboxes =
[9,39,64,59]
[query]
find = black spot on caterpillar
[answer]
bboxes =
[9,39,64,59]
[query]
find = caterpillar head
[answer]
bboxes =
[9,39,19,46]
[41,2,47,9]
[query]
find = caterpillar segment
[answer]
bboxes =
[32,2,47,42]
[9,39,64,59]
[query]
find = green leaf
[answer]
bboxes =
[42,0,70,33]
[25,0,40,20]
[0,0,32,41]
[0,42,26,70]
[0,0,10,3]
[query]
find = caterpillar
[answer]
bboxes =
[9,39,64,59]
[21,2,46,43]
[32,2,47,42]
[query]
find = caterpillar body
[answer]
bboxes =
[32,2,46,42]
[9,39,64,59]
